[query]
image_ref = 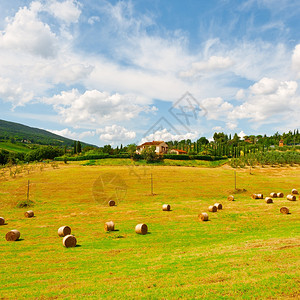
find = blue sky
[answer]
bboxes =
[0,0,300,146]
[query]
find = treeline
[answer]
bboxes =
[230,151,300,168]
[0,146,63,165]
[166,130,300,156]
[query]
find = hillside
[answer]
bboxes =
[0,119,95,148]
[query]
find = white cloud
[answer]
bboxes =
[48,128,95,140]
[88,16,100,25]
[97,125,136,142]
[193,56,233,72]
[0,77,33,106]
[236,89,245,100]
[140,128,198,144]
[226,122,237,130]
[0,2,58,58]
[180,56,233,78]
[47,0,82,25]
[212,126,223,131]
[250,77,279,95]
[43,89,155,126]
[238,131,247,140]
[201,97,233,120]
[229,77,299,122]
[0,0,299,145]
[292,44,300,78]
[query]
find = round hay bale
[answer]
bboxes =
[280,207,289,214]
[0,217,5,225]
[104,221,115,231]
[257,194,264,199]
[63,235,77,248]
[291,189,298,195]
[24,210,34,218]
[270,192,277,198]
[58,226,71,237]
[199,212,209,221]
[265,197,273,204]
[277,192,284,198]
[108,200,115,206]
[162,204,171,211]
[227,195,234,201]
[287,194,296,201]
[251,194,259,199]
[214,203,222,210]
[135,223,148,235]
[5,229,20,241]
[208,205,217,212]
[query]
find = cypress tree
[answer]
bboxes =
[73,141,77,154]
[76,141,82,153]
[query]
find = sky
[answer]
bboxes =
[0,0,300,147]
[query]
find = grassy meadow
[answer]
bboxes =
[0,161,299,299]
[0,141,32,153]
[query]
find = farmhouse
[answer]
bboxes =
[170,149,187,155]
[279,139,284,147]
[136,141,168,154]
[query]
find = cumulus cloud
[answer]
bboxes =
[97,125,136,142]
[47,0,82,25]
[0,2,58,58]
[229,77,299,122]
[0,77,33,106]
[140,128,198,144]
[48,128,95,140]
[250,77,279,95]
[193,56,233,71]
[43,89,156,126]
[201,97,233,120]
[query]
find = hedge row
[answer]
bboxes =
[164,154,227,161]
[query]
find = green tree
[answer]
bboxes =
[141,146,163,163]
[127,144,137,157]
[76,141,82,153]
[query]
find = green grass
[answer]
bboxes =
[0,141,32,153]
[81,158,228,168]
[0,163,299,299]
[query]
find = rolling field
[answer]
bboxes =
[0,162,299,299]
[0,141,32,153]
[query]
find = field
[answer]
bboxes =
[0,141,32,153]
[0,162,299,299]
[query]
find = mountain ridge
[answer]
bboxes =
[0,119,97,148]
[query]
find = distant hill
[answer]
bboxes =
[0,119,96,148]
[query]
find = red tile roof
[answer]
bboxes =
[138,141,166,147]
[172,149,187,154]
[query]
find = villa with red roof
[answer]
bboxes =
[136,141,169,155]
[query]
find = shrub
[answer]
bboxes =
[16,199,35,208]
[141,146,164,163]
